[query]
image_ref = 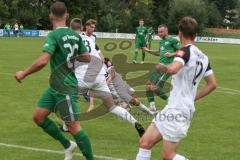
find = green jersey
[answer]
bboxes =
[43,27,87,85]
[148,28,154,41]
[20,25,24,30]
[4,24,11,30]
[159,37,181,64]
[135,26,148,42]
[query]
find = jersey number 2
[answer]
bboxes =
[192,61,203,85]
[64,43,79,68]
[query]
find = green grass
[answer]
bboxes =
[0,37,240,160]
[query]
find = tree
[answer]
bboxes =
[168,0,208,34]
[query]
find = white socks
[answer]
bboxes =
[173,154,187,160]
[149,102,157,111]
[137,103,155,115]
[136,148,151,160]
[136,149,186,160]
[110,106,137,125]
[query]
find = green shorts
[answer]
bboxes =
[135,40,146,49]
[37,87,80,122]
[149,71,171,95]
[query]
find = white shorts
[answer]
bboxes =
[152,107,193,142]
[77,74,110,96]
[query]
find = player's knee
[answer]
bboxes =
[139,137,152,149]
[130,98,139,106]
[66,122,81,135]
[32,111,45,125]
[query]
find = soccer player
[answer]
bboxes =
[136,16,217,160]
[144,24,181,111]
[4,23,11,37]
[134,19,148,64]
[103,57,155,115]
[147,26,154,49]
[69,18,145,137]
[15,2,94,160]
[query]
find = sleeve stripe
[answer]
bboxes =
[174,57,185,65]
[204,69,213,77]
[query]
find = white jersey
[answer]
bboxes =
[75,32,105,80]
[167,44,213,112]
[14,24,19,31]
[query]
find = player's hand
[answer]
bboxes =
[142,47,149,52]
[165,52,173,57]
[15,70,26,83]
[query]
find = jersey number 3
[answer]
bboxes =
[192,61,203,85]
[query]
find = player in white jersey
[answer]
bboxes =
[103,57,156,116]
[136,17,217,160]
[61,18,146,137]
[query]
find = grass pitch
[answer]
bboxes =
[0,37,240,160]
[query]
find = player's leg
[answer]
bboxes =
[146,80,157,111]
[67,121,93,160]
[35,89,71,150]
[141,41,146,64]
[94,79,145,136]
[59,94,94,160]
[155,74,170,101]
[136,123,162,160]
[129,97,155,115]
[162,140,187,160]
[134,41,141,63]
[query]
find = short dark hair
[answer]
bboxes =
[158,24,168,29]
[86,19,97,26]
[50,2,67,18]
[70,18,82,30]
[178,16,198,40]
[139,19,144,21]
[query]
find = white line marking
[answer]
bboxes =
[0,142,126,160]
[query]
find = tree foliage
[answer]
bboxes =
[0,0,239,32]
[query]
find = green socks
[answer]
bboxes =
[74,130,94,160]
[146,90,155,103]
[38,118,70,149]
[134,51,138,61]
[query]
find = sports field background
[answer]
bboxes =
[0,37,240,160]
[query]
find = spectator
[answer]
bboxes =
[13,22,19,37]
[20,24,24,36]
[4,23,11,37]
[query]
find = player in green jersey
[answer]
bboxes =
[15,2,94,160]
[147,26,155,49]
[4,23,11,37]
[134,19,148,64]
[144,24,181,111]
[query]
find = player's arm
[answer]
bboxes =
[88,91,95,112]
[156,61,182,75]
[143,47,160,56]
[195,64,216,101]
[14,33,57,83]
[96,44,104,61]
[15,53,51,83]
[156,47,190,74]
[165,39,181,57]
